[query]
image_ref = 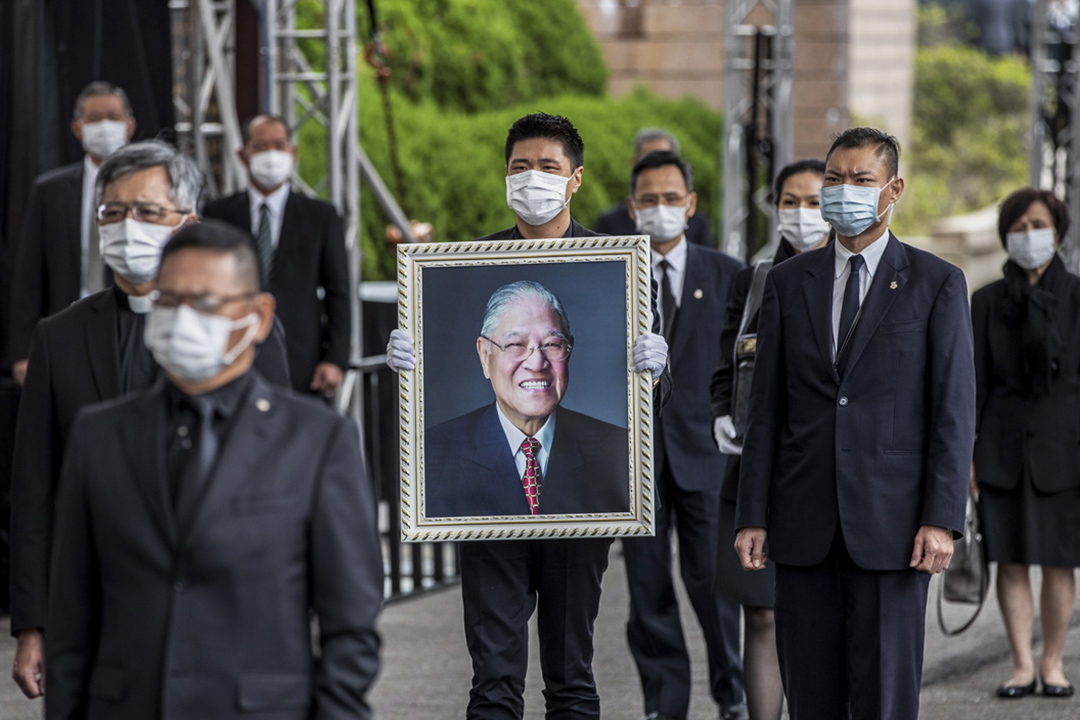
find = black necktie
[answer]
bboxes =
[836,254,865,367]
[659,259,678,340]
[175,396,218,521]
[256,203,274,286]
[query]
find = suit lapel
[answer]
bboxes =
[66,166,85,286]
[122,382,177,547]
[802,247,841,384]
[179,375,274,544]
[275,190,303,280]
[86,291,121,399]
[470,405,526,511]
[541,410,586,512]
[669,245,703,362]
[840,234,909,377]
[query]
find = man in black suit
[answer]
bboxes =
[7,81,136,384]
[387,112,670,719]
[203,114,351,397]
[45,222,382,719]
[735,128,976,720]
[595,128,714,247]
[9,141,290,699]
[425,280,630,518]
[621,151,747,720]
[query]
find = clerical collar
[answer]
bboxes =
[112,283,152,314]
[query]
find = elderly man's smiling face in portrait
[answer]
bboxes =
[477,296,572,436]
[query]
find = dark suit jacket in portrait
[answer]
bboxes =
[45,373,382,720]
[736,234,976,570]
[971,255,1080,493]
[657,243,743,490]
[8,290,290,637]
[6,162,84,366]
[425,403,629,517]
[203,189,352,393]
[595,203,715,247]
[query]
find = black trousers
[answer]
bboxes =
[774,529,931,720]
[622,462,745,718]
[459,537,612,720]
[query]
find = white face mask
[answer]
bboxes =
[99,216,186,285]
[818,178,895,237]
[145,305,261,383]
[505,170,571,226]
[634,204,688,244]
[81,120,129,158]
[248,150,294,189]
[1006,228,1057,270]
[777,207,830,252]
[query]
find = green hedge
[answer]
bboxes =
[362,0,607,112]
[895,26,1030,235]
[320,81,722,280]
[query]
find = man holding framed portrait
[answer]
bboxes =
[387,112,670,720]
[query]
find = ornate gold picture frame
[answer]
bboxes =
[397,236,655,541]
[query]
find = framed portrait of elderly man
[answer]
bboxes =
[397,235,655,541]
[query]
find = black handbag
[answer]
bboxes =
[936,491,989,636]
[731,261,772,440]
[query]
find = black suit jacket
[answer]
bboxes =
[45,373,382,720]
[203,189,352,393]
[478,217,672,410]
[736,234,976,570]
[971,256,1080,494]
[595,203,715,247]
[6,162,84,365]
[658,243,743,491]
[425,404,630,517]
[9,290,290,635]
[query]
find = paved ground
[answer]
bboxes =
[1,554,1077,719]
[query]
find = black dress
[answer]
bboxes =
[709,239,798,607]
[972,256,1080,567]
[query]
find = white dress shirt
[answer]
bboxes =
[248,183,291,249]
[80,155,101,298]
[496,404,556,478]
[651,235,688,312]
[831,227,890,355]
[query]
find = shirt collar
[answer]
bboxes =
[834,227,890,279]
[495,403,557,456]
[248,182,290,217]
[168,371,254,423]
[651,236,688,273]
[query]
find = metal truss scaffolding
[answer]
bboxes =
[1029,0,1080,274]
[721,0,794,264]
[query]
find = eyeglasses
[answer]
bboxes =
[632,193,688,209]
[482,337,572,362]
[150,290,258,315]
[97,202,189,225]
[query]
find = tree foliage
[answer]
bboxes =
[896,15,1030,235]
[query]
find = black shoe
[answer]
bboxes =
[642,714,680,720]
[1041,676,1075,698]
[720,703,749,720]
[996,678,1037,698]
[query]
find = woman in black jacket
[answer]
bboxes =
[972,187,1080,700]
[709,159,830,720]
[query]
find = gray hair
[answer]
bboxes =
[480,281,571,342]
[73,81,133,119]
[634,128,679,158]
[95,140,203,212]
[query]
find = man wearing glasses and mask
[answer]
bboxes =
[8,140,289,700]
[425,280,630,518]
[44,221,382,719]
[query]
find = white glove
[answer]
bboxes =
[385,329,416,372]
[713,415,743,456]
[631,332,668,380]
